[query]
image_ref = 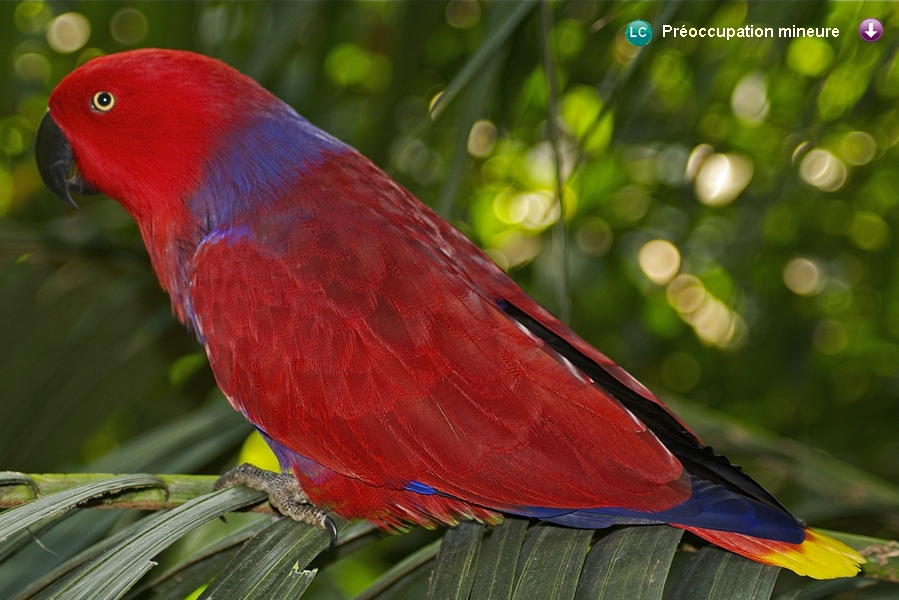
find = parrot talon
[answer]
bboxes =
[215,463,337,541]
[324,515,339,547]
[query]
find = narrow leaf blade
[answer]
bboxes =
[513,525,593,600]
[0,474,163,543]
[429,0,537,120]
[668,547,779,600]
[356,539,441,600]
[469,518,528,600]
[35,486,266,600]
[428,521,484,600]
[574,525,683,600]
[200,516,332,599]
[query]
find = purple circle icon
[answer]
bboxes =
[860,18,883,42]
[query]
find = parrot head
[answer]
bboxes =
[34,49,280,221]
[35,49,346,329]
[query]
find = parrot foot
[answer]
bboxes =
[215,463,338,544]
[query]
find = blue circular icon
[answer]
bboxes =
[625,20,653,46]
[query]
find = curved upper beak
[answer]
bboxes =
[35,111,98,207]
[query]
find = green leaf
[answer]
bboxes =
[199,517,332,599]
[469,518,529,600]
[126,515,272,598]
[668,546,780,600]
[429,0,537,120]
[356,538,441,600]
[0,472,37,494]
[33,486,266,600]
[435,4,511,219]
[14,514,172,599]
[366,559,434,600]
[0,404,252,599]
[512,524,593,600]
[574,525,683,600]
[0,473,163,543]
[125,548,239,600]
[428,521,484,600]
[0,473,228,512]
[86,399,251,474]
[772,577,873,600]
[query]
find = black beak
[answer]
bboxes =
[35,111,98,207]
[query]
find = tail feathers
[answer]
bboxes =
[683,526,865,579]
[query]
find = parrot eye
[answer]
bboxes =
[90,91,116,112]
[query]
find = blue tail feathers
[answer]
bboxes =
[511,477,805,543]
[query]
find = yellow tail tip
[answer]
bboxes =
[762,528,865,579]
[685,525,866,579]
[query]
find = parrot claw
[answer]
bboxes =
[215,463,337,544]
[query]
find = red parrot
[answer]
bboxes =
[35,49,863,579]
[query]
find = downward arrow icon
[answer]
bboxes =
[860,18,882,42]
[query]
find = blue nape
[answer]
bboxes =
[507,477,804,544]
[189,101,349,227]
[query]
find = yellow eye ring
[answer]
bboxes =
[91,91,115,112]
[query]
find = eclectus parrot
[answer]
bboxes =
[35,49,863,579]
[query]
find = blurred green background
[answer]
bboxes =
[1,0,898,559]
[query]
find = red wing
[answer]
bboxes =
[189,152,689,513]
[192,226,687,512]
